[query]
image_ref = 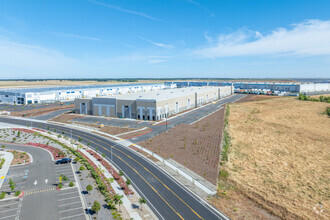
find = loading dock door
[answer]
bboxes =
[175,102,179,113]
[80,103,87,114]
[139,108,143,120]
[124,106,130,118]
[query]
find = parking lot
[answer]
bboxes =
[0,144,86,220]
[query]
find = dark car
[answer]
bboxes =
[55,158,72,164]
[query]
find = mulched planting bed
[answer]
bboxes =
[86,149,133,195]
[12,128,35,134]
[8,150,31,165]
[26,143,66,159]
[139,108,225,184]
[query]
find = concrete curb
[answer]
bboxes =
[0,150,14,190]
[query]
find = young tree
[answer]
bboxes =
[86,184,93,194]
[139,197,146,210]
[9,179,16,192]
[119,170,124,176]
[79,166,85,172]
[118,199,123,212]
[91,201,101,214]
[126,178,131,187]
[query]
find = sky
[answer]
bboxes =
[0,0,330,79]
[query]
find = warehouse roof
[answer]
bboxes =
[106,86,225,101]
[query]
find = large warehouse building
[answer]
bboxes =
[165,81,330,93]
[0,83,162,105]
[74,86,233,121]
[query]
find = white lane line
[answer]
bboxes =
[0,208,18,213]
[59,213,85,220]
[0,202,20,208]
[57,196,80,201]
[58,201,81,207]
[57,191,79,196]
[0,214,18,219]
[59,207,83,213]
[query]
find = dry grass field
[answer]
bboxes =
[216,96,329,219]
[10,104,74,117]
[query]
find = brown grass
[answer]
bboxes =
[51,113,83,123]
[221,97,329,219]
[138,108,225,184]
[10,105,74,117]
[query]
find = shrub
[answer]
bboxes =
[14,190,21,197]
[0,192,5,199]
[86,184,93,193]
[91,201,101,213]
[58,183,63,189]
[69,181,74,187]
[327,107,330,116]
[119,170,124,176]
[219,169,229,180]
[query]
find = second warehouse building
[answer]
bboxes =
[74,86,233,121]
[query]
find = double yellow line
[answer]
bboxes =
[43,123,204,220]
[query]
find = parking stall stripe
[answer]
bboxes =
[59,207,83,213]
[57,196,80,201]
[58,201,81,207]
[0,202,20,208]
[0,214,18,219]
[0,208,18,213]
[59,213,85,220]
[57,191,78,196]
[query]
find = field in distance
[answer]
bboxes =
[212,95,329,219]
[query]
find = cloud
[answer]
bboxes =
[195,19,330,58]
[186,0,215,17]
[53,32,101,41]
[89,0,163,22]
[138,36,174,49]
[204,31,213,43]
[0,36,78,75]
[113,54,172,64]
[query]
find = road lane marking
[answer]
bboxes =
[38,123,205,219]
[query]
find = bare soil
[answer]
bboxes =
[51,113,83,123]
[139,108,225,184]
[235,95,281,103]
[220,97,329,219]
[10,105,74,117]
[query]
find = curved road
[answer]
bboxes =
[0,116,228,220]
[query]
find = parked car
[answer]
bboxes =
[55,158,72,164]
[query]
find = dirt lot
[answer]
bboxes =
[10,104,74,117]
[235,94,281,103]
[215,97,329,219]
[51,113,137,135]
[139,108,225,185]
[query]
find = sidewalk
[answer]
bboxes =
[0,150,14,189]
[79,148,142,220]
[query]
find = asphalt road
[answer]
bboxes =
[0,144,85,220]
[0,117,228,220]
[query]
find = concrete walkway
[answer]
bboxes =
[79,148,142,220]
[0,150,14,189]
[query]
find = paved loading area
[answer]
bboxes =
[0,144,85,220]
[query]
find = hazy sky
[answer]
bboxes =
[0,0,330,79]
